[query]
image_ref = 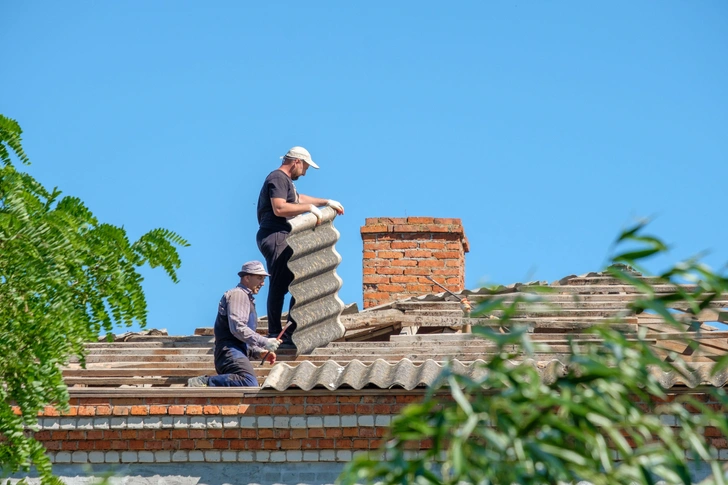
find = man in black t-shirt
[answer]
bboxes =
[256,146,344,346]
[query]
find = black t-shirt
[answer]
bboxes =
[257,170,298,231]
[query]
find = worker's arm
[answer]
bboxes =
[300,194,345,215]
[225,290,274,349]
[270,197,317,218]
[271,195,344,220]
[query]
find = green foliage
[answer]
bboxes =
[341,222,728,485]
[0,114,189,483]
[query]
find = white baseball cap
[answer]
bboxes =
[281,146,319,169]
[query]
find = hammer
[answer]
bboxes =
[260,321,292,365]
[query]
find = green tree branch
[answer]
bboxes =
[0,114,189,483]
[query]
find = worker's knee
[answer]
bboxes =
[208,373,258,387]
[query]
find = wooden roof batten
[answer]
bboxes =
[63,269,728,393]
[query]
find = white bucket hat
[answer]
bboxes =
[238,261,270,277]
[281,146,319,169]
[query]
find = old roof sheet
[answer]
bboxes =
[261,357,728,391]
[65,268,728,392]
[263,358,490,391]
[286,207,346,354]
[360,268,728,330]
[259,267,728,390]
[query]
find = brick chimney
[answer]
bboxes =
[360,217,470,308]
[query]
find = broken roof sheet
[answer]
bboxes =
[361,268,728,328]
[286,207,346,354]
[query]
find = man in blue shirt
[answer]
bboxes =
[256,146,344,347]
[188,261,281,387]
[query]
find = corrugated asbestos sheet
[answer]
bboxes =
[261,357,728,391]
[263,358,489,391]
[286,207,346,354]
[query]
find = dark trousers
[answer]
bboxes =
[208,343,258,387]
[256,228,297,340]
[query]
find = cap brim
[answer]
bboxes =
[238,271,271,277]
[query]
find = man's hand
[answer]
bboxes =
[460,298,472,314]
[326,199,344,215]
[263,352,277,365]
[264,338,281,352]
[309,205,323,225]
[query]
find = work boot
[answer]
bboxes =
[187,376,209,387]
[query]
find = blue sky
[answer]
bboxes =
[3,2,727,337]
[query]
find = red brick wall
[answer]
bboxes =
[22,393,424,456]
[13,391,728,465]
[360,217,469,308]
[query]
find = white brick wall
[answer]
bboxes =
[270,451,286,462]
[127,417,144,429]
[121,451,138,463]
[40,413,401,466]
[189,417,206,428]
[274,416,290,428]
[286,450,303,462]
[71,451,87,463]
[47,450,359,464]
[357,415,374,427]
[174,416,189,428]
[172,451,188,462]
[223,416,239,428]
[155,451,171,463]
[138,452,155,463]
[35,414,397,431]
[93,418,110,429]
[88,452,105,464]
[188,451,205,462]
[341,415,357,427]
[290,416,306,428]
[205,451,221,462]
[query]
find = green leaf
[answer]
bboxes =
[0,114,187,482]
[613,248,662,263]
